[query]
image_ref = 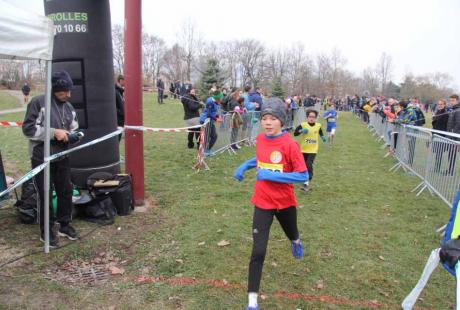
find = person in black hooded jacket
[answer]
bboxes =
[22,70,81,248]
[181,88,202,148]
[432,99,450,172]
[432,99,449,131]
[115,75,125,127]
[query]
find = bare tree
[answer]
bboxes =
[315,53,332,97]
[431,72,453,90]
[218,41,242,87]
[112,24,124,75]
[362,67,379,96]
[162,43,186,82]
[284,43,309,95]
[143,33,166,85]
[177,19,202,82]
[375,52,393,96]
[239,39,266,87]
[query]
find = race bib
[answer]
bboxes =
[257,161,283,173]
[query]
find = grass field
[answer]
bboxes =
[0,93,455,309]
[0,91,21,110]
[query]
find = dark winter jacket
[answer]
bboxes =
[156,79,165,91]
[115,84,125,126]
[22,94,78,161]
[221,95,239,113]
[180,83,192,97]
[181,93,201,120]
[432,108,449,132]
[447,104,460,134]
[21,84,31,96]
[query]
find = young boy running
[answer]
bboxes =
[234,97,308,310]
[323,103,338,145]
[293,109,326,192]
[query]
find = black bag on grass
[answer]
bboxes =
[81,196,116,226]
[109,175,134,216]
[87,172,134,216]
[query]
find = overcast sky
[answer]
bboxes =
[6,0,460,89]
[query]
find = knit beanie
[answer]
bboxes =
[261,97,287,125]
[52,70,73,92]
[212,91,224,101]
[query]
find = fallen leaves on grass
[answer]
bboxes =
[109,266,125,275]
[217,240,230,247]
[316,280,325,290]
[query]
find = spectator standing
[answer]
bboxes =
[446,94,460,175]
[432,99,450,172]
[181,88,202,149]
[156,78,165,104]
[115,75,125,127]
[21,82,31,104]
[22,71,80,248]
[200,91,223,156]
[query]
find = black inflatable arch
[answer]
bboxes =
[44,0,120,187]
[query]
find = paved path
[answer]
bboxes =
[0,107,26,115]
[0,90,26,115]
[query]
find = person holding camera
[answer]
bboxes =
[22,70,81,248]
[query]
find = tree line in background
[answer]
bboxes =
[0,20,455,103]
[113,21,456,102]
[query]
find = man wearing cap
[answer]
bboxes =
[22,70,80,248]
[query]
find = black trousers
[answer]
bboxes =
[248,206,299,293]
[157,90,164,103]
[32,157,73,232]
[205,122,217,150]
[302,153,316,181]
[363,112,369,124]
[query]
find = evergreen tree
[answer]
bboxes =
[271,76,285,99]
[197,59,225,100]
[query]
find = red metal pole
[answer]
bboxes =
[124,0,144,205]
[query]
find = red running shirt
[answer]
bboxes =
[251,132,307,210]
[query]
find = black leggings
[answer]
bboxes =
[248,206,299,293]
[302,153,316,181]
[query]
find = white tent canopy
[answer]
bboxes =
[0,0,54,253]
[0,0,54,60]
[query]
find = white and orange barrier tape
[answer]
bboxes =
[0,121,23,127]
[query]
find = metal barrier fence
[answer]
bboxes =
[367,112,460,209]
[202,102,323,157]
[201,111,262,156]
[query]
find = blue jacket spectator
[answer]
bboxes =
[200,94,222,124]
[249,88,263,111]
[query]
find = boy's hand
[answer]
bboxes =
[234,166,247,182]
[301,128,309,134]
[321,136,327,142]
